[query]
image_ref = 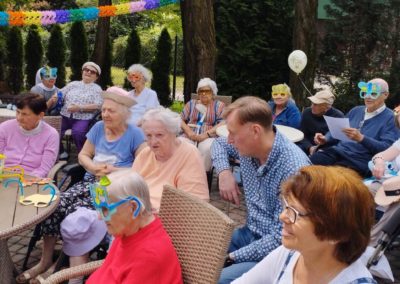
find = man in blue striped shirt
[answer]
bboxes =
[212,96,310,284]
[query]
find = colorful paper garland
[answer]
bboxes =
[0,0,178,26]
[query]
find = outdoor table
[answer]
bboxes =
[0,109,16,117]
[0,177,59,284]
[216,124,304,143]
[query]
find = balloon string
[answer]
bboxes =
[297,75,314,97]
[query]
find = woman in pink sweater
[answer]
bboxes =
[0,93,59,177]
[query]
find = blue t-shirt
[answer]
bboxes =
[86,121,145,168]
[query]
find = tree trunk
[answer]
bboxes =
[180,0,216,102]
[289,0,317,109]
[91,0,111,79]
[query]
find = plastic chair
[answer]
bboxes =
[43,185,235,284]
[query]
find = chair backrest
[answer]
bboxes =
[159,185,235,284]
[0,115,62,136]
[191,93,233,106]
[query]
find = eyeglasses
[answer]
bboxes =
[42,75,57,80]
[198,89,213,96]
[281,196,310,224]
[83,68,98,75]
[128,74,141,81]
[359,92,381,100]
[272,93,288,98]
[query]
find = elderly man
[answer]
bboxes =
[297,89,344,155]
[310,78,400,176]
[211,96,310,284]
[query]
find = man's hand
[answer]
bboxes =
[342,127,364,142]
[219,170,241,206]
[314,133,326,145]
[309,145,318,155]
[372,159,386,179]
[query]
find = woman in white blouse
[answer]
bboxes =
[59,62,103,154]
[126,64,160,126]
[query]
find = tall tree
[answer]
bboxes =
[151,28,172,107]
[6,27,23,94]
[91,0,111,89]
[123,27,141,90]
[97,35,113,89]
[25,25,43,89]
[69,21,88,81]
[214,0,294,100]
[47,25,67,87]
[180,0,216,102]
[289,0,318,109]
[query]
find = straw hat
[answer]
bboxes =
[375,176,400,206]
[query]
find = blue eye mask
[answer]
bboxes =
[358,81,382,99]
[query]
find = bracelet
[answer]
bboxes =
[207,132,211,138]
[372,156,384,165]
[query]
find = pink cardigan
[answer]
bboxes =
[0,119,59,177]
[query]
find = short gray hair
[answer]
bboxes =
[141,106,181,135]
[107,170,152,215]
[127,64,152,82]
[102,99,131,124]
[197,77,218,96]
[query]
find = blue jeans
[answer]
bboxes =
[218,226,259,284]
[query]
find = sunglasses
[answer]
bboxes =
[272,93,288,98]
[83,68,98,75]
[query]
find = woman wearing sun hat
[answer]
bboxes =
[16,86,146,284]
[59,61,103,156]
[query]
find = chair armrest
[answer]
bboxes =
[47,160,68,180]
[42,260,104,284]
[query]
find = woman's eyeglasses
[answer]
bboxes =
[198,89,213,96]
[42,75,57,80]
[272,93,288,98]
[83,68,98,75]
[281,196,310,224]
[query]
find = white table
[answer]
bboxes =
[216,124,304,143]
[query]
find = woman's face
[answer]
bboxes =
[82,66,98,83]
[197,86,213,105]
[16,106,43,131]
[42,77,56,89]
[102,99,127,129]
[272,92,290,107]
[105,195,134,237]
[127,72,145,89]
[141,120,176,161]
[279,195,328,254]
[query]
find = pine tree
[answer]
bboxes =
[47,25,66,87]
[6,27,24,94]
[69,22,88,81]
[0,27,8,82]
[25,25,43,89]
[214,0,294,100]
[151,28,172,107]
[123,28,141,89]
[97,35,113,89]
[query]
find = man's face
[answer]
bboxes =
[364,92,388,113]
[311,103,330,116]
[226,111,256,157]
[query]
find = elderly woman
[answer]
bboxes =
[0,93,59,177]
[268,83,301,129]
[86,170,183,283]
[16,87,145,283]
[59,61,103,157]
[30,66,61,115]
[126,64,160,125]
[132,106,209,212]
[180,78,225,172]
[233,165,375,283]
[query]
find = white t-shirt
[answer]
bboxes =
[128,87,159,125]
[232,246,375,284]
[392,139,400,170]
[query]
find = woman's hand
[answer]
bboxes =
[372,159,386,179]
[67,104,80,113]
[91,163,114,177]
[192,133,208,142]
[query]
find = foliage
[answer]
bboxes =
[25,25,43,89]
[6,27,23,94]
[214,0,294,100]
[170,100,184,113]
[69,21,88,81]
[151,28,172,107]
[47,25,67,87]
[318,0,392,110]
[97,35,113,89]
[0,28,9,82]
[123,27,141,89]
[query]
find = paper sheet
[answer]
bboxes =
[323,116,351,141]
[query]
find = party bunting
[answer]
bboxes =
[0,0,178,26]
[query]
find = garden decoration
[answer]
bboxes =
[90,176,143,221]
[358,81,382,99]
[0,154,25,182]
[5,178,57,207]
[288,50,313,97]
[0,0,178,27]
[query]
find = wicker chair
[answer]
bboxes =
[43,185,235,284]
